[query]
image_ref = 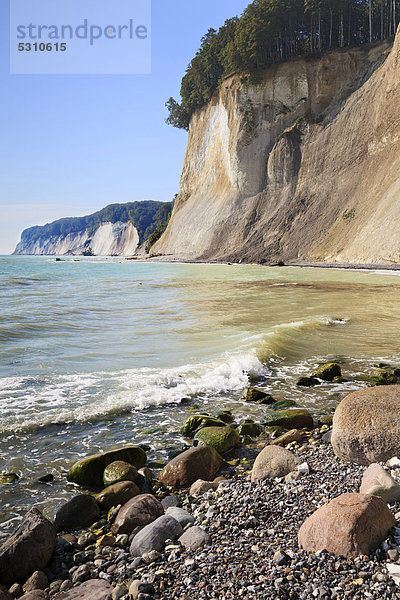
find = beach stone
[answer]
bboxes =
[112,494,164,535]
[0,585,12,600]
[332,386,400,464]
[189,479,219,496]
[216,411,234,424]
[194,426,240,455]
[359,463,400,503]
[53,579,112,600]
[161,495,179,509]
[22,572,48,593]
[237,422,263,437]
[0,508,56,585]
[271,429,303,446]
[296,377,320,387]
[96,481,141,511]
[314,363,342,381]
[251,445,301,482]
[274,399,298,409]
[0,474,19,485]
[19,593,48,600]
[103,461,138,487]
[67,446,146,488]
[298,493,395,558]
[240,388,275,404]
[178,526,210,550]
[158,446,223,489]
[181,415,226,437]
[128,581,154,600]
[266,409,314,429]
[54,495,100,533]
[137,468,154,486]
[130,515,182,557]
[165,507,194,527]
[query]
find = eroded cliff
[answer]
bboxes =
[154,31,400,264]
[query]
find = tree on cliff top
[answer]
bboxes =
[166,0,399,130]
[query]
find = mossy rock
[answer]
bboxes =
[296,376,320,387]
[240,388,275,404]
[103,461,138,487]
[181,415,226,437]
[0,472,19,485]
[194,426,240,455]
[266,409,314,430]
[358,370,398,387]
[217,411,234,424]
[67,446,147,488]
[274,399,297,410]
[314,363,342,382]
[332,376,347,383]
[237,422,263,437]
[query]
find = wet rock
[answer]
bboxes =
[130,515,182,557]
[165,507,194,528]
[332,386,400,464]
[53,579,112,599]
[54,495,100,533]
[178,526,210,551]
[216,411,234,424]
[67,447,146,488]
[314,363,342,381]
[236,422,263,437]
[0,474,19,485]
[112,494,164,535]
[137,468,154,486]
[271,429,303,446]
[251,445,301,482]
[181,415,226,438]
[96,481,141,511]
[103,461,138,487]
[22,572,48,593]
[0,508,56,584]
[298,493,395,558]
[273,399,297,409]
[240,388,275,404]
[189,479,219,496]
[194,426,240,455]
[296,377,320,387]
[159,446,223,489]
[266,409,313,429]
[359,463,400,503]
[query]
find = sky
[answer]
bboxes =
[0,0,251,254]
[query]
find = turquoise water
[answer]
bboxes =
[1,255,400,536]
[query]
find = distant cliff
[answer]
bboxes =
[14,201,173,256]
[153,30,400,264]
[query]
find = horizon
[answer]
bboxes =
[0,0,250,254]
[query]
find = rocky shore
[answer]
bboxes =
[2,365,400,600]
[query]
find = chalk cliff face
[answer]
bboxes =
[14,222,140,256]
[154,31,400,264]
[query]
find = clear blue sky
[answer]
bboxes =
[0,0,250,253]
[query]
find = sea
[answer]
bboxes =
[1,255,400,538]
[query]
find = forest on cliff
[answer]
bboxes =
[166,0,399,130]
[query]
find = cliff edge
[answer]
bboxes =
[153,30,400,264]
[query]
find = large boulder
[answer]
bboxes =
[53,579,112,599]
[54,495,100,533]
[359,463,400,503]
[102,461,138,487]
[130,515,182,557]
[266,409,313,429]
[95,481,141,511]
[251,445,301,482]
[331,386,400,464]
[194,426,240,455]
[181,415,226,438]
[298,493,395,558]
[0,508,56,584]
[111,494,164,535]
[158,446,223,489]
[0,585,12,600]
[67,446,146,488]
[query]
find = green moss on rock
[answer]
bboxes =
[274,399,297,410]
[296,376,320,387]
[240,388,275,404]
[266,409,314,430]
[181,415,226,437]
[67,446,146,488]
[103,461,138,487]
[194,426,240,455]
[237,422,263,437]
[314,363,342,382]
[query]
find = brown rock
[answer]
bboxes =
[22,571,48,593]
[95,481,141,511]
[53,580,112,600]
[332,386,400,464]
[111,494,164,535]
[271,429,303,446]
[251,445,301,482]
[359,463,400,503]
[298,493,395,558]
[189,479,220,496]
[19,593,48,600]
[0,508,56,584]
[0,584,12,600]
[158,446,223,489]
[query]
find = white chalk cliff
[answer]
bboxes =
[153,29,400,264]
